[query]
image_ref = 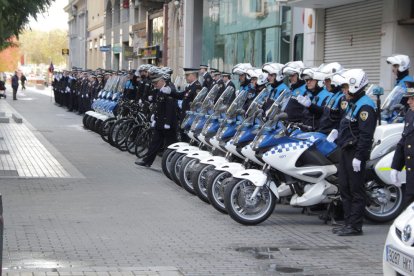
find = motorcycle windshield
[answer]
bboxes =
[118,76,128,93]
[226,89,249,119]
[200,84,220,113]
[245,88,272,118]
[381,85,406,110]
[213,86,236,113]
[265,90,289,120]
[190,87,209,111]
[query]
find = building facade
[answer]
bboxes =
[285,0,414,91]
[65,0,88,69]
[87,0,104,69]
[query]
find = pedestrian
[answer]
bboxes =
[135,68,178,168]
[20,73,27,90]
[11,71,19,100]
[391,81,414,208]
[332,69,377,236]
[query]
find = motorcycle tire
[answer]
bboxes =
[161,149,176,180]
[178,156,198,195]
[192,163,215,203]
[169,152,186,186]
[364,183,405,222]
[82,114,89,129]
[94,119,103,133]
[206,169,232,214]
[224,177,276,225]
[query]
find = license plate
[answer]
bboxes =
[387,246,414,274]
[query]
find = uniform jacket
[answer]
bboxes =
[179,80,202,120]
[154,84,178,130]
[336,93,377,161]
[392,110,414,194]
[203,72,213,90]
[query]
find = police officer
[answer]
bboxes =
[282,61,307,122]
[135,69,178,167]
[391,81,414,208]
[210,68,222,87]
[387,55,413,96]
[333,69,377,236]
[296,67,333,130]
[177,68,202,142]
[200,65,213,90]
[317,68,350,135]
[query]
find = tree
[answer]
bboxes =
[0,0,54,49]
[19,29,68,65]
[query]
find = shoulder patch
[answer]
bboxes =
[360,111,369,121]
[340,101,348,110]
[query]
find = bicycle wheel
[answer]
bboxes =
[100,118,117,143]
[114,119,135,151]
[125,124,144,154]
[134,128,152,158]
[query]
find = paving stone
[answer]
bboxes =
[12,113,22,124]
[0,117,10,123]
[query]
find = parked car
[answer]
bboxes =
[383,202,414,275]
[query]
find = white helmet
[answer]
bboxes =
[247,68,268,86]
[300,67,326,81]
[262,62,285,82]
[282,61,305,76]
[232,63,253,75]
[386,54,411,72]
[319,62,344,79]
[342,69,369,94]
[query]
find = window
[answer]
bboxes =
[293,33,304,61]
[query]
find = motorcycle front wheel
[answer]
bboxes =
[206,169,232,214]
[364,181,405,222]
[224,178,276,225]
[161,149,176,180]
[192,163,215,203]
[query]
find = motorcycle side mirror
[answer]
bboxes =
[277,112,288,120]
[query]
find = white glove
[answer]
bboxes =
[138,99,142,105]
[326,129,338,143]
[160,86,171,95]
[164,124,171,129]
[178,100,183,109]
[150,114,155,122]
[148,95,153,101]
[297,95,311,107]
[352,158,361,172]
[390,169,402,187]
[151,120,156,128]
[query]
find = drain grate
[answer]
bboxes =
[0,149,9,154]
[0,170,18,176]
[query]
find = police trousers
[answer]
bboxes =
[338,147,366,230]
[143,128,177,166]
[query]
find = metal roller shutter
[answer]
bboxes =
[324,0,383,84]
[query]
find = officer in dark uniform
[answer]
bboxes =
[215,72,236,103]
[391,81,414,208]
[135,69,178,167]
[200,65,213,90]
[210,68,222,87]
[177,68,202,142]
[333,69,377,236]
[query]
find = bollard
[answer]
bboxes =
[0,194,4,276]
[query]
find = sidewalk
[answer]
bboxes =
[0,86,389,275]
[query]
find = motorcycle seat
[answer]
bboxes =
[326,148,340,164]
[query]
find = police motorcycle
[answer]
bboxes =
[174,85,237,193]
[163,84,223,184]
[222,89,406,226]
[204,89,290,213]
[83,75,120,131]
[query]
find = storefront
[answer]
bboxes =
[201,0,291,72]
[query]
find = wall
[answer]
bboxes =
[380,0,414,91]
